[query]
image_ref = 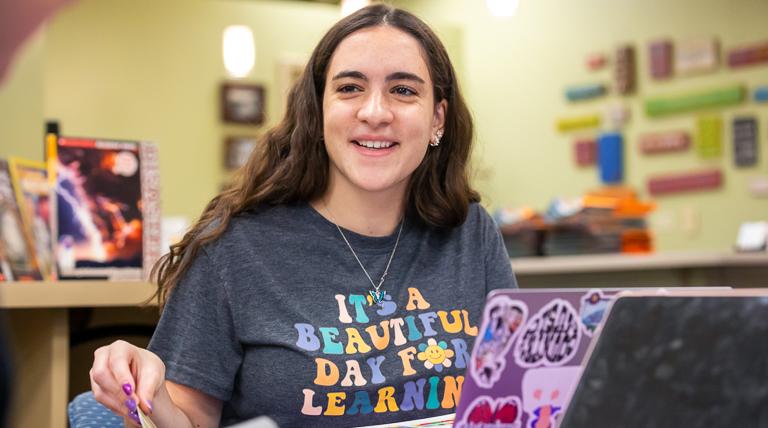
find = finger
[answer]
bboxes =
[136,352,164,414]
[90,381,124,415]
[107,343,139,400]
[91,346,124,397]
[125,412,142,427]
[112,385,141,427]
[124,399,142,426]
[92,370,141,423]
[91,342,143,423]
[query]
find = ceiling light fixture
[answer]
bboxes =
[486,0,519,17]
[223,25,255,78]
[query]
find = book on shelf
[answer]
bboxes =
[9,158,55,280]
[47,136,161,281]
[0,159,43,281]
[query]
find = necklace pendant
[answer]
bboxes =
[369,289,386,305]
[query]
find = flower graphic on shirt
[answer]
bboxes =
[417,338,455,372]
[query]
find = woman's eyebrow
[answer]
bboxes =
[386,71,425,84]
[331,70,425,84]
[332,70,366,81]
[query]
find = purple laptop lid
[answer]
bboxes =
[454,288,620,428]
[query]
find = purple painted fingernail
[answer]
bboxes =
[122,383,133,396]
[125,398,137,412]
[146,400,154,413]
[129,410,141,425]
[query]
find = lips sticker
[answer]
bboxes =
[458,395,522,428]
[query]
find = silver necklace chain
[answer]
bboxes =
[333,219,404,292]
[323,201,404,293]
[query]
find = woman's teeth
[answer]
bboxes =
[355,140,394,149]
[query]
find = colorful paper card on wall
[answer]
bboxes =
[675,37,719,74]
[598,132,623,183]
[556,114,601,132]
[615,45,636,95]
[696,115,722,158]
[727,41,768,68]
[755,86,768,103]
[565,83,607,101]
[649,40,673,79]
[605,104,631,129]
[749,176,768,198]
[639,131,690,154]
[733,117,758,167]
[644,85,744,117]
[647,169,722,195]
[574,138,596,166]
[586,52,607,70]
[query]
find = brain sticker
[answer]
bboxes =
[470,296,528,388]
[513,298,582,368]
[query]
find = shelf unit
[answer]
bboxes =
[1,281,156,428]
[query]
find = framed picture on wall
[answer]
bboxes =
[224,136,258,170]
[221,83,265,125]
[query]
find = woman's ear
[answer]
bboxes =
[432,99,447,134]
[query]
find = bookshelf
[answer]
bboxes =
[1,281,156,427]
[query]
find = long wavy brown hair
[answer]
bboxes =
[151,4,480,307]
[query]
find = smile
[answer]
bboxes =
[353,140,397,149]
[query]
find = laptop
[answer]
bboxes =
[557,289,768,428]
[453,288,627,428]
[353,287,730,428]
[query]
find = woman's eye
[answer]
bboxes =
[338,85,361,93]
[392,86,416,96]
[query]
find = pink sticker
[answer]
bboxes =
[521,366,582,428]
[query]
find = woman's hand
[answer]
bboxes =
[89,340,165,426]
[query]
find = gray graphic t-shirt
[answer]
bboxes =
[149,202,517,427]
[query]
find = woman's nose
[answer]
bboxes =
[357,91,394,126]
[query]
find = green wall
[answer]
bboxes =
[39,0,341,218]
[0,30,46,160]
[2,0,767,252]
[398,0,768,251]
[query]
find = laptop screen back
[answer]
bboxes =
[559,296,768,428]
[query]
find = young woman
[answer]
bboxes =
[89,5,517,427]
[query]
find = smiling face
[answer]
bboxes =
[322,25,446,200]
[425,345,447,364]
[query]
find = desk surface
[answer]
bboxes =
[0,281,157,309]
[512,250,768,274]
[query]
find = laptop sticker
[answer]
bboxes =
[458,395,522,428]
[470,296,529,388]
[521,366,582,428]
[514,299,582,368]
[578,289,611,336]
